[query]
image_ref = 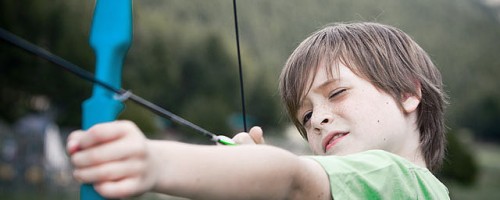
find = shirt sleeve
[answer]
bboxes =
[306,150,449,200]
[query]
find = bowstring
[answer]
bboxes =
[232,0,248,132]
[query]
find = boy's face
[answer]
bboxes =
[297,62,418,156]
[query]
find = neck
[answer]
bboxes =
[399,113,427,168]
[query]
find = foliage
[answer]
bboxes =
[440,130,479,185]
[443,142,500,199]
[0,0,94,125]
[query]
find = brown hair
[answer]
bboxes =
[279,22,447,171]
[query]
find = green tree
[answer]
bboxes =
[441,131,479,185]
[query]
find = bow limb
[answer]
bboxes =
[81,0,133,199]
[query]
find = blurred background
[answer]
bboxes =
[1,0,499,199]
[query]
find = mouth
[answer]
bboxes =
[323,131,349,153]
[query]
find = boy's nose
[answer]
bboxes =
[311,111,333,131]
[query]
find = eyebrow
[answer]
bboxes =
[313,78,340,93]
[298,78,340,108]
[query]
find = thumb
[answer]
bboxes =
[248,126,265,144]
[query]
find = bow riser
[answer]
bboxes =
[81,0,133,199]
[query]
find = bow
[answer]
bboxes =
[81,0,132,199]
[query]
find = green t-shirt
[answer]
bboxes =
[308,150,449,200]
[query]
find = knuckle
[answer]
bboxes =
[233,133,255,144]
[98,165,119,181]
[67,130,83,141]
[132,159,147,174]
[102,181,135,198]
[73,170,83,182]
[129,144,143,157]
[121,179,140,196]
[71,155,79,166]
[95,183,116,198]
[233,133,249,140]
[71,152,89,167]
[117,120,135,129]
[84,150,102,164]
[88,123,103,133]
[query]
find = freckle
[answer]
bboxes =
[377,120,380,123]
[386,102,389,104]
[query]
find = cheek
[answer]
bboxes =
[343,92,398,129]
[359,97,403,134]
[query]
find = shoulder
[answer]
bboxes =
[304,150,449,199]
[306,150,413,173]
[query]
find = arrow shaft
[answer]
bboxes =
[0,26,219,141]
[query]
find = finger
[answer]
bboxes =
[68,129,86,142]
[73,159,144,184]
[71,137,146,168]
[94,177,145,198]
[67,130,86,155]
[79,120,138,150]
[232,132,256,145]
[248,126,265,144]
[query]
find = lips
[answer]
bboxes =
[323,131,349,152]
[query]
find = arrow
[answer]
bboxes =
[0,27,236,144]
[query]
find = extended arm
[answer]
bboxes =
[150,141,329,200]
[68,121,330,200]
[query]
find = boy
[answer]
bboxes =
[67,22,449,199]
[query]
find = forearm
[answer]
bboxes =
[148,140,310,200]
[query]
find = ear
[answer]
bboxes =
[401,81,422,114]
[402,94,420,113]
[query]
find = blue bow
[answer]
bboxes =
[81,0,132,199]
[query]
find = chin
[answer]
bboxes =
[327,148,361,156]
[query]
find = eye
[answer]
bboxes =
[302,112,312,125]
[329,88,347,99]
